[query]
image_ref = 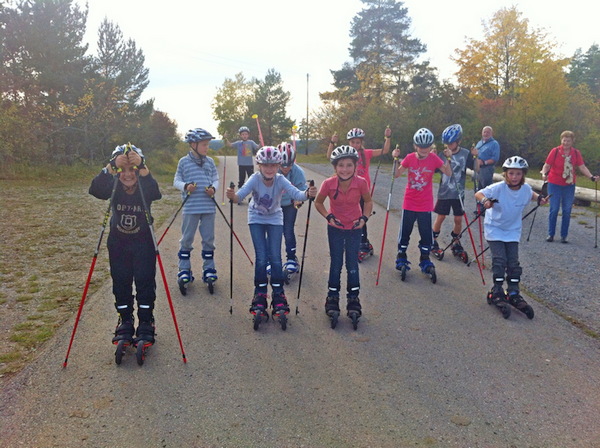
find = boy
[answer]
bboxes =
[226,126,259,195]
[432,124,475,262]
[89,144,161,345]
[391,128,452,281]
[173,128,220,295]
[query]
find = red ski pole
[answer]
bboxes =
[251,114,265,147]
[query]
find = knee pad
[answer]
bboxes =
[201,250,214,260]
[178,250,191,261]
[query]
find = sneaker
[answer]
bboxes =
[546,235,554,242]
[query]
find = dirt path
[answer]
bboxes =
[1,160,599,448]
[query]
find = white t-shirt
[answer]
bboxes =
[480,181,533,242]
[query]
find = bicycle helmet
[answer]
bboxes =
[238,126,250,134]
[502,156,528,171]
[330,145,359,164]
[413,128,434,148]
[255,146,283,164]
[277,142,296,167]
[112,143,143,157]
[346,128,365,140]
[441,124,463,144]
[185,128,214,143]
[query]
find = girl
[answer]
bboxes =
[327,127,391,259]
[315,146,373,328]
[226,147,316,322]
[475,156,548,319]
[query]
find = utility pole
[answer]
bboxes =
[305,73,309,155]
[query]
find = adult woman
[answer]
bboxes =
[541,131,598,243]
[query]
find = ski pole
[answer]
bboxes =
[136,171,187,363]
[210,194,253,266]
[594,179,598,249]
[295,180,315,315]
[370,127,390,197]
[229,182,234,314]
[221,155,227,205]
[157,191,191,246]
[292,125,298,152]
[437,206,487,254]
[376,158,398,286]
[251,113,265,147]
[63,173,120,368]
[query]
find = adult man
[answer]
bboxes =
[471,126,500,190]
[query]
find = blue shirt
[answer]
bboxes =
[231,139,259,166]
[280,164,307,207]
[476,137,500,165]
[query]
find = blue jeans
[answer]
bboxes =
[249,224,284,295]
[282,204,298,259]
[397,210,433,256]
[327,226,361,299]
[547,182,576,238]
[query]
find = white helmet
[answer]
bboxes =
[502,156,528,171]
[413,128,434,148]
[277,142,296,167]
[330,145,359,164]
[346,128,365,140]
[255,146,283,164]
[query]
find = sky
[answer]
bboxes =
[78,0,599,138]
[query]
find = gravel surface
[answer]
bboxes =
[304,162,600,337]
[1,160,599,448]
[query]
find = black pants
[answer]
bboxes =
[238,165,254,188]
[108,235,157,322]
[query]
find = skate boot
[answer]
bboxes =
[450,232,468,263]
[134,320,155,366]
[283,257,299,284]
[250,293,269,331]
[358,241,374,263]
[271,292,290,330]
[112,316,134,365]
[486,285,511,319]
[202,268,218,294]
[419,257,437,284]
[507,292,534,319]
[177,270,194,296]
[431,238,444,260]
[346,297,362,330]
[325,295,341,329]
[395,252,411,281]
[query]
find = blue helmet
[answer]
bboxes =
[413,128,434,148]
[185,128,214,143]
[442,124,463,144]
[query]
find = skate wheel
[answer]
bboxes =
[460,252,468,263]
[524,305,534,320]
[328,312,339,329]
[279,314,287,331]
[350,312,359,330]
[433,251,444,261]
[430,268,437,284]
[136,340,146,366]
[115,339,127,365]
[253,313,261,331]
[400,265,407,281]
[486,293,493,305]
[501,304,511,319]
[179,283,187,296]
[207,281,214,294]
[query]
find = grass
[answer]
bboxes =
[0,166,180,376]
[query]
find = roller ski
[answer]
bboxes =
[506,292,534,319]
[283,257,299,284]
[133,320,155,366]
[419,257,437,284]
[177,270,194,296]
[112,317,134,365]
[346,297,362,330]
[325,296,341,329]
[431,239,444,260]
[250,293,269,331]
[357,241,374,263]
[395,252,411,281]
[450,232,468,264]
[486,286,511,319]
[202,269,217,294]
[271,292,290,331]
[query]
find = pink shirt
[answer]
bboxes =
[319,175,369,229]
[401,152,444,212]
[545,146,584,186]
[356,149,374,187]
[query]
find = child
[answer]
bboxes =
[89,144,162,345]
[173,128,220,295]
[431,124,475,262]
[391,128,452,280]
[226,126,259,195]
[315,146,373,328]
[225,146,316,322]
[277,142,306,276]
[475,156,548,319]
[328,127,391,258]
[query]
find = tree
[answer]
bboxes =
[567,44,600,101]
[212,72,253,138]
[246,69,294,145]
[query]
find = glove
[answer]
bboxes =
[326,213,344,228]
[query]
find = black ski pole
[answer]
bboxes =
[157,190,191,246]
[229,182,234,314]
[64,173,120,368]
[295,180,315,315]
[136,170,187,364]
[595,180,598,249]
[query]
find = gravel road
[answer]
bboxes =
[1,160,599,448]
